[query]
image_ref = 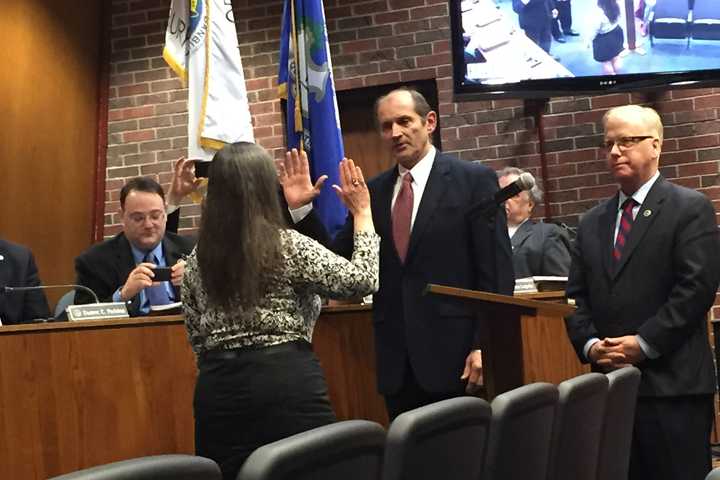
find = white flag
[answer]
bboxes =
[164,0,254,161]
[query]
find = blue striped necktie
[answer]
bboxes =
[144,253,171,306]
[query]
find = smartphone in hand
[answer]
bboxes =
[152,267,172,282]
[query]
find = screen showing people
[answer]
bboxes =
[459,0,720,84]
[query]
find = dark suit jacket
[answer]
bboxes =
[0,239,51,324]
[74,232,195,316]
[518,0,554,30]
[565,177,719,397]
[511,220,571,278]
[302,152,514,395]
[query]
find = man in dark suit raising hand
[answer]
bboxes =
[565,104,720,480]
[280,87,514,420]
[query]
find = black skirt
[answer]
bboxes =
[193,340,336,480]
[593,25,624,62]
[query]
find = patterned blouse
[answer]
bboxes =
[181,229,379,354]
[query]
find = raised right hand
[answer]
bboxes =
[332,158,370,218]
[276,148,327,209]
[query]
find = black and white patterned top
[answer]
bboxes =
[181,229,379,354]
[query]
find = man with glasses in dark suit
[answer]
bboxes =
[565,104,719,480]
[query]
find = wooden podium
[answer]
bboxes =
[426,284,588,399]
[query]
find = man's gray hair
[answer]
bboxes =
[497,166,543,205]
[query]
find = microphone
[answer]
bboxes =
[494,172,535,205]
[3,284,100,304]
[468,172,536,221]
[4,284,130,322]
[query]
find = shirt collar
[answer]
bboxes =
[398,145,436,187]
[618,171,660,210]
[130,240,164,265]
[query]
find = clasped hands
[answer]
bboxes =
[588,335,646,371]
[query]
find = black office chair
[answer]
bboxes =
[54,290,76,319]
[596,366,642,480]
[690,0,720,43]
[649,0,691,48]
[383,396,491,480]
[236,420,385,480]
[547,373,609,480]
[48,454,222,480]
[483,382,559,480]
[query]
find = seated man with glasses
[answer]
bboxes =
[74,163,197,316]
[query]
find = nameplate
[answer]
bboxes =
[67,303,130,321]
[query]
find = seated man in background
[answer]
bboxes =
[0,238,51,324]
[74,159,198,316]
[497,167,571,278]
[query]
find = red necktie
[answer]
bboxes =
[392,172,414,263]
[613,198,637,262]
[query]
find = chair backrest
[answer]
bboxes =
[706,467,720,480]
[596,366,642,480]
[383,396,491,480]
[48,454,222,480]
[692,0,719,21]
[54,290,76,319]
[237,420,385,480]
[653,0,690,19]
[484,383,559,480]
[547,373,609,480]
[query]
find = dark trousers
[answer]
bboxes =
[555,0,572,33]
[628,394,714,480]
[523,22,552,53]
[194,340,336,480]
[552,18,563,40]
[384,357,465,421]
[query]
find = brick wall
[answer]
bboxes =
[107,0,720,310]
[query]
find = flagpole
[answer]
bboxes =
[290,0,305,152]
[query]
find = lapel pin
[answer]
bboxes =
[643,209,652,217]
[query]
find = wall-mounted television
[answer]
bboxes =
[450,0,720,100]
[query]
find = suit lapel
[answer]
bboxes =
[600,194,619,279]
[163,234,184,299]
[116,234,141,313]
[116,234,136,284]
[511,221,534,251]
[163,234,183,265]
[612,178,667,279]
[406,155,449,263]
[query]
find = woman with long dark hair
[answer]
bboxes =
[181,142,378,480]
[589,0,624,74]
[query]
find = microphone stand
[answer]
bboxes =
[4,285,100,304]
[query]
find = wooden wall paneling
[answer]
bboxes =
[0,0,101,307]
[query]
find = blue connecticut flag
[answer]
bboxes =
[278,0,347,236]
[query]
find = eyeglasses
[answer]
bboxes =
[127,210,166,224]
[600,136,655,152]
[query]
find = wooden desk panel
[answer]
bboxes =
[0,308,383,479]
[311,305,388,427]
[0,317,196,479]
[0,298,584,478]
